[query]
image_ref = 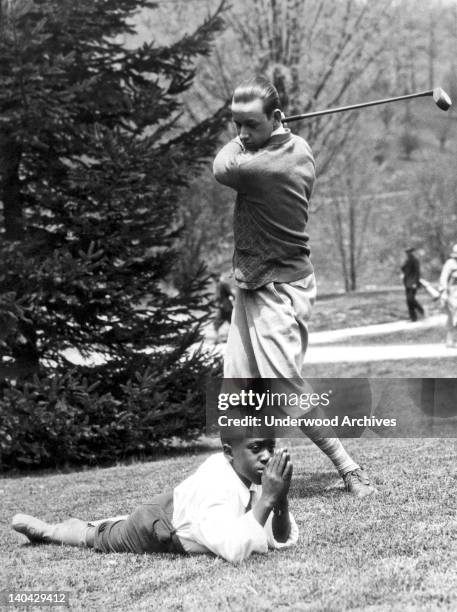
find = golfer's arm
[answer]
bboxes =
[213,138,244,190]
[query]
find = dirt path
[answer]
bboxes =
[308,314,445,345]
[65,314,454,366]
[210,313,457,363]
[304,313,457,363]
[305,341,457,363]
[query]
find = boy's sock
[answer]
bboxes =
[51,518,91,547]
[12,514,90,547]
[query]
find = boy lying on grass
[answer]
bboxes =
[12,438,297,564]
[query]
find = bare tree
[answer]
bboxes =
[410,153,457,266]
[190,0,395,179]
[323,143,377,291]
[131,0,457,289]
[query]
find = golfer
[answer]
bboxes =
[13,439,297,564]
[213,76,376,498]
[438,243,457,348]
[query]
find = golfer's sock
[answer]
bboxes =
[304,429,360,476]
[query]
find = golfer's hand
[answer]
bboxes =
[261,449,293,508]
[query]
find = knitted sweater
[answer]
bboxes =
[213,130,315,289]
[439,257,457,294]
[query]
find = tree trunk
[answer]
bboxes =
[348,197,357,291]
[428,8,435,88]
[12,321,40,375]
[0,132,23,240]
[332,197,350,292]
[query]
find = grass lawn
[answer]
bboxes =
[304,324,457,377]
[312,287,440,332]
[3,438,457,611]
[318,324,445,346]
[304,357,457,377]
[307,288,455,377]
[3,287,456,611]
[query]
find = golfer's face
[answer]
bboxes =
[231,98,275,150]
[231,438,275,486]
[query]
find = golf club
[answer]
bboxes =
[283,87,452,123]
[419,278,440,300]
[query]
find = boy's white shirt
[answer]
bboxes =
[172,453,299,563]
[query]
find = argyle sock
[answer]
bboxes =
[299,403,361,476]
[304,430,360,476]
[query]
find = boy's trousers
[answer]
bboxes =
[93,491,186,554]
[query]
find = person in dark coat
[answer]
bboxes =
[401,247,424,321]
[213,273,234,343]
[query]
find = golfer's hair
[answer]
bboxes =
[232,77,281,117]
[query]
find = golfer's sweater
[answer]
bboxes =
[213,129,315,289]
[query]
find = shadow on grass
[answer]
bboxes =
[2,437,221,479]
[292,470,343,499]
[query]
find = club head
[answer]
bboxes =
[433,87,452,111]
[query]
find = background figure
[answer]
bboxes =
[438,244,457,348]
[213,272,234,343]
[401,247,424,321]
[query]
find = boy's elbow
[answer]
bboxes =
[215,538,268,564]
[222,552,243,564]
[220,547,254,564]
[207,535,262,563]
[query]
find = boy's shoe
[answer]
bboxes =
[12,514,88,546]
[342,469,378,498]
[12,513,53,543]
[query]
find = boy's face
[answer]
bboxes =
[224,438,276,486]
[231,98,279,150]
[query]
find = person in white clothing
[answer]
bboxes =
[12,438,298,564]
[438,243,457,347]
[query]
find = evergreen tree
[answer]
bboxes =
[0,0,228,469]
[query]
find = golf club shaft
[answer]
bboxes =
[284,89,434,122]
[419,278,440,300]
